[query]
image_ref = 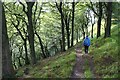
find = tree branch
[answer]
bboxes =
[19,1,27,14]
[11,15,25,41]
[55,2,60,12]
[33,2,38,25]
[87,0,98,16]
[34,3,43,27]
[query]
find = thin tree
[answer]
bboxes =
[71,1,75,47]
[33,3,47,58]
[87,2,103,38]
[19,2,37,64]
[64,10,71,49]
[11,17,30,65]
[56,2,65,51]
[104,2,112,38]
[97,2,102,38]
[90,13,95,38]
[35,31,47,58]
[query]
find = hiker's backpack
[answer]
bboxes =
[84,38,90,46]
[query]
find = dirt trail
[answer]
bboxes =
[70,47,96,79]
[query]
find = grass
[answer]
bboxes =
[84,58,93,78]
[88,23,119,78]
[16,47,76,78]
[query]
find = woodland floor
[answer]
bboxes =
[70,46,98,79]
[21,46,98,79]
[19,44,115,79]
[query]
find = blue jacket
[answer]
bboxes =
[83,36,90,46]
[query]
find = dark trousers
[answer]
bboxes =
[84,45,89,53]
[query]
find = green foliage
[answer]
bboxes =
[5,1,90,69]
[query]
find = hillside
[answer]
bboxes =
[16,47,77,78]
[16,22,119,78]
[88,23,119,78]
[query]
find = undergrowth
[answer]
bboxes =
[89,24,119,78]
[16,47,76,78]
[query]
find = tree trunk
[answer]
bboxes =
[61,14,65,51]
[104,16,107,38]
[65,13,70,49]
[91,24,94,38]
[97,2,102,38]
[83,32,85,39]
[26,2,36,64]
[60,2,65,51]
[82,25,85,39]
[59,39,62,52]
[24,39,30,65]
[11,15,30,65]
[17,57,22,67]
[2,4,15,78]
[56,2,65,51]
[71,1,75,47]
[45,46,50,57]
[86,25,88,36]
[104,2,112,38]
[35,32,47,58]
[13,53,17,69]
[90,13,95,38]
[66,26,70,49]
[76,29,79,43]
[53,45,58,54]
[78,28,81,40]
[13,62,17,69]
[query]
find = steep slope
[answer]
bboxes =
[88,23,119,78]
[16,47,77,78]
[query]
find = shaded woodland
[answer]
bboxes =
[2,1,119,78]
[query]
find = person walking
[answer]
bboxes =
[83,35,90,54]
